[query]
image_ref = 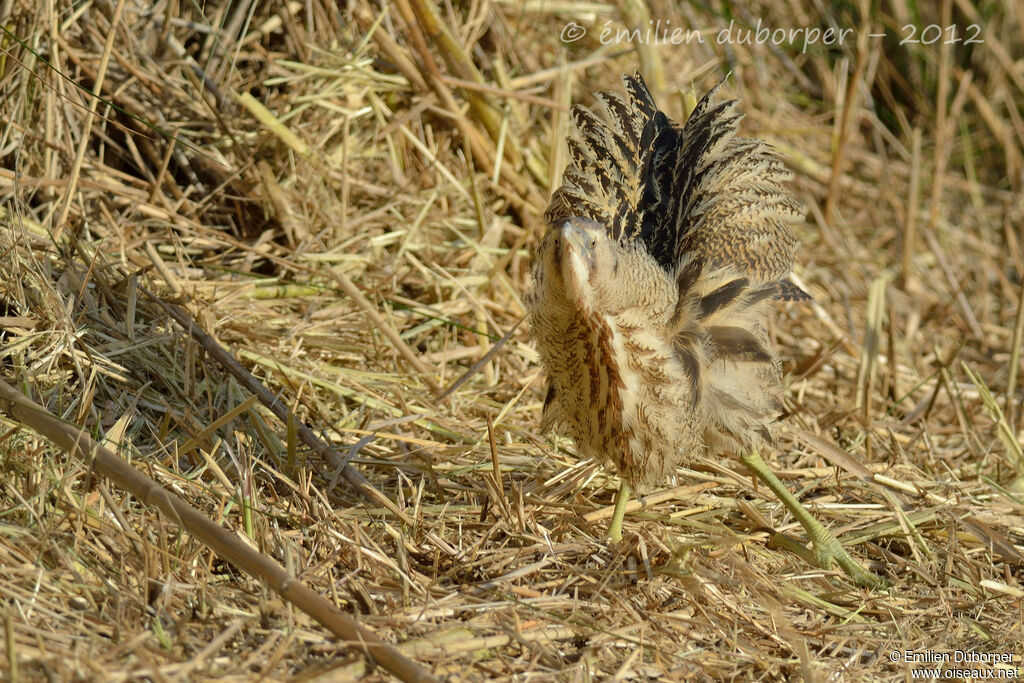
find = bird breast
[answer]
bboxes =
[527,273,704,491]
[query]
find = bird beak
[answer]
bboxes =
[560,220,595,271]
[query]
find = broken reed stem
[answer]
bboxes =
[327,267,441,393]
[620,0,664,99]
[823,23,867,225]
[1007,277,1024,430]
[141,288,446,542]
[901,127,922,290]
[857,274,888,461]
[403,0,519,165]
[54,0,128,238]
[0,378,437,683]
[927,0,954,235]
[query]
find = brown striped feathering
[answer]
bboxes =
[526,73,807,492]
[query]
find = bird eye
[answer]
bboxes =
[588,238,596,248]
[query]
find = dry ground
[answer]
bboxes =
[1,0,1023,680]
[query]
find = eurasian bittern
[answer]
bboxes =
[525,73,883,588]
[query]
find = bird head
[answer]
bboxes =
[540,217,609,311]
[533,216,676,320]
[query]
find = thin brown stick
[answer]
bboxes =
[142,287,457,557]
[1005,277,1024,430]
[327,267,442,394]
[901,127,922,291]
[437,318,521,401]
[54,0,128,237]
[0,378,438,683]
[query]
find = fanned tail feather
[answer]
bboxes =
[545,74,659,243]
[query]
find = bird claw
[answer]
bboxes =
[741,449,887,589]
[812,536,888,589]
[764,529,885,588]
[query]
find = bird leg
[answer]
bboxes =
[606,480,631,542]
[739,449,886,588]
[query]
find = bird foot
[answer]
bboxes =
[766,529,886,588]
[810,534,888,589]
[741,449,887,589]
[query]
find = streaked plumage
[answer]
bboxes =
[528,73,803,491]
[526,73,883,587]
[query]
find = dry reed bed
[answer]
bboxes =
[0,0,1022,679]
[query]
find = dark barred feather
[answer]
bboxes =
[699,278,750,317]
[545,74,659,243]
[707,326,772,363]
[648,84,805,285]
[549,73,803,293]
[769,280,811,301]
[539,72,807,465]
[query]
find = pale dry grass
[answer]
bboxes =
[1,0,1022,680]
